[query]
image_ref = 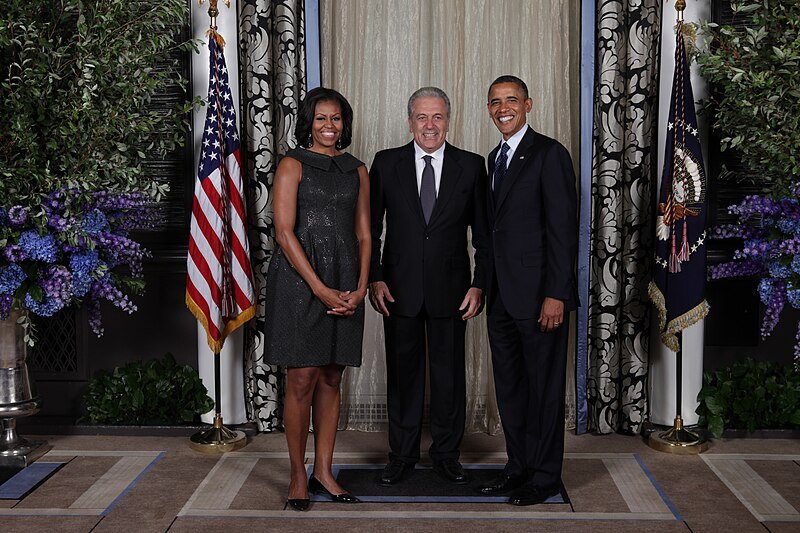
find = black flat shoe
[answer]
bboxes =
[287,498,310,511]
[308,475,361,503]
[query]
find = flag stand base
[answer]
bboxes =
[647,416,708,455]
[189,414,247,454]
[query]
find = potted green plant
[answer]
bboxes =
[0,0,198,341]
[696,358,800,437]
[83,353,215,426]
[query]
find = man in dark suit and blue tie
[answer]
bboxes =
[368,87,488,486]
[478,75,578,506]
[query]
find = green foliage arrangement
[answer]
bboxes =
[696,0,800,193]
[696,358,800,438]
[83,353,215,425]
[0,0,198,206]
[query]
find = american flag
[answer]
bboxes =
[186,30,255,353]
[649,21,710,352]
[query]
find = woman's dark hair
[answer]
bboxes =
[294,87,354,149]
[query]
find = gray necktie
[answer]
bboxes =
[493,142,510,197]
[420,155,435,223]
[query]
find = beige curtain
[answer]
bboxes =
[320,0,580,433]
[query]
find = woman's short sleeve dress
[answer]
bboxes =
[263,148,365,367]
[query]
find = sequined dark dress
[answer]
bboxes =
[264,148,364,367]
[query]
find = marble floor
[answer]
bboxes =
[0,429,798,532]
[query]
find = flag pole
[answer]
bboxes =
[188,0,252,454]
[190,352,246,453]
[647,0,708,454]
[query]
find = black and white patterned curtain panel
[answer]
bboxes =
[239,0,306,432]
[587,0,661,435]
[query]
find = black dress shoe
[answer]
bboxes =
[379,459,412,486]
[508,483,560,506]
[308,475,361,503]
[433,459,469,484]
[287,498,310,511]
[478,471,527,495]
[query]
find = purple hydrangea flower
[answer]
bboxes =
[3,244,28,262]
[758,278,774,306]
[8,205,29,227]
[39,265,72,304]
[761,279,787,339]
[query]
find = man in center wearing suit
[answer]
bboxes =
[368,86,488,486]
[478,75,578,506]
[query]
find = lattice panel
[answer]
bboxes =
[28,309,82,380]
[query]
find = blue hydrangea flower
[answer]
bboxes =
[81,209,109,234]
[0,207,8,227]
[758,278,774,306]
[24,293,63,317]
[788,288,800,310]
[767,260,792,279]
[792,254,800,274]
[69,250,99,298]
[0,264,26,294]
[777,218,800,235]
[17,230,58,263]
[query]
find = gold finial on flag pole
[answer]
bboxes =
[675,0,686,22]
[199,0,231,25]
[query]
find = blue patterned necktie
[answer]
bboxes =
[420,155,436,223]
[493,142,510,197]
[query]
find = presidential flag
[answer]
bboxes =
[649,22,710,352]
[186,30,255,353]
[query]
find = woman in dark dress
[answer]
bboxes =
[263,87,370,511]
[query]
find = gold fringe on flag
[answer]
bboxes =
[648,280,710,353]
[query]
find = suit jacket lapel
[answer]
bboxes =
[495,127,536,211]
[396,142,425,224]
[427,143,459,227]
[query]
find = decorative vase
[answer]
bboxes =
[0,309,47,467]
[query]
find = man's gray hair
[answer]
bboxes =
[407,87,451,118]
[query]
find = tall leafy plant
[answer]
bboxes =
[697,0,800,194]
[0,0,197,203]
[699,1,800,360]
